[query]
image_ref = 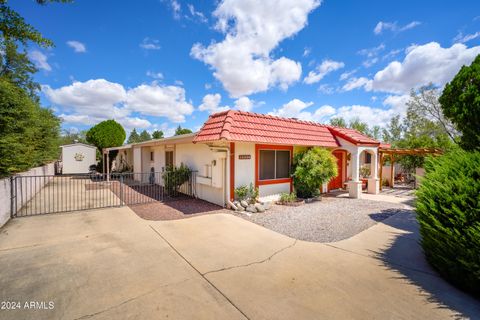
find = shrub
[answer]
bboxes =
[279,192,297,203]
[293,148,337,198]
[416,149,480,297]
[234,185,249,201]
[162,163,192,195]
[234,183,259,203]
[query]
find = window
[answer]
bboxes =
[165,151,174,167]
[150,151,154,161]
[365,152,372,164]
[259,149,291,180]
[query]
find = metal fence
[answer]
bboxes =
[10,171,197,217]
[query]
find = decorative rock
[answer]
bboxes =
[254,203,265,212]
[240,200,249,208]
[246,204,257,213]
[261,201,272,210]
[236,205,245,212]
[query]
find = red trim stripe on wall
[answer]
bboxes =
[230,142,235,201]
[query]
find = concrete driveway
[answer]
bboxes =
[0,207,478,319]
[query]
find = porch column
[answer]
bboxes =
[106,151,110,181]
[348,150,362,199]
[367,150,379,195]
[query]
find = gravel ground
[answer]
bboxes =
[233,196,412,243]
[130,198,229,221]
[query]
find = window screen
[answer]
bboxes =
[276,150,290,178]
[259,149,291,180]
[259,150,275,180]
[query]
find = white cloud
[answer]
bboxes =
[342,77,372,91]
[140,37,160,50]
[191,0,320,97]
[453,31,480,44]
[234,96,254,111]
[318,84,334,94]
[43,79,127,118]
[28,50,51,71]
[304,59,344,84]
[339,69,356,81]
[204,83,212,90]
[374,21,421,35]
[171,0,181,19]
[187,4,207,23]
[370,42,480,94]
[126,84,194,122]
[269,99,314,119]
[43,79,195,126]
[358,44,385,68]
[382,94,410,114]
[146,71,164,79]
[198,93,229,114]
[303,47,311,57]
[66,40,86,53]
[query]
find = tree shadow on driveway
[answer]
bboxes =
[370,210,480,318]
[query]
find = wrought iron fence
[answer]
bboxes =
[10,170,197,217]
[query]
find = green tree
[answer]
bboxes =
[0,78,59,176]
[382,115,404,145]
[329,117,346,128]
[416,149,480,297]
[86,120,126,152]
[439,54,480,151]
[127,128,140,144]
[0,0,70,97]
[139,130,151,142]
[348,118,370,136]
[58,129,87,145]
[293,148,337,199]
[174,125,193,136]
[152,130,164,139]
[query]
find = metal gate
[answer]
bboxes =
[10,171,196,217]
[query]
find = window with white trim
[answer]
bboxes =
[259,150,290,180]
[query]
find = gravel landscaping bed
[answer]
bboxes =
[233,196,412,242]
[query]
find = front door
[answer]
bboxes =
[328,151,344,191]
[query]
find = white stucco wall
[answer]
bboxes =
[259,182,290,198]
[176,143,225,206]
[61,144,96,174]
[234,142,255,188]
[133,147,142,175]
[0,163,54,228]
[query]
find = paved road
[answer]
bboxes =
[0,206,478,319]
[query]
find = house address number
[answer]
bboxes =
[238,154,251,160]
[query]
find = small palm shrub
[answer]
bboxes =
[293,148,337,198]
[416,150,480,297]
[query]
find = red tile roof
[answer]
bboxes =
[193,110,380,147]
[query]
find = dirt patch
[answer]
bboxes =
[129,198,230,221]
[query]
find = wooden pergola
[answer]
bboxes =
[378,148,443,190]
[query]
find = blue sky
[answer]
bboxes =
[13,0,480,137]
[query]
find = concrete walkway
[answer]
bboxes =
[0,207,478,319]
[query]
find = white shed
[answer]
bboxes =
[60,143,97,174]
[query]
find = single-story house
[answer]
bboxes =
[106,110,384,207]
[60,143,97,174]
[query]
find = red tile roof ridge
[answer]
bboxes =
[231,110,331,127]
